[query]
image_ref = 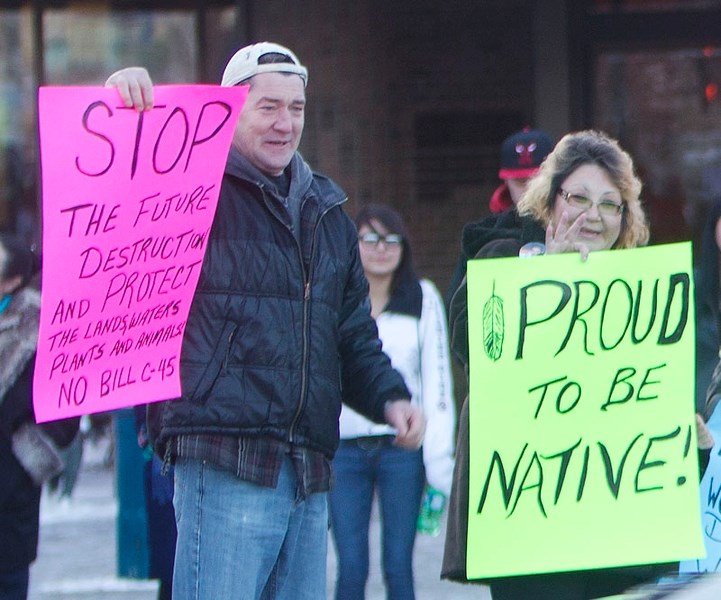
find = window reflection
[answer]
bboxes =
[594,46,721,249]
[0,9,36,242]
[43,10,197,85]
[591,0,721,13]
[0,4,240,244]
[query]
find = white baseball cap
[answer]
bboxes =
[221,42,308,87]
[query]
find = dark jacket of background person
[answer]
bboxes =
[444,208,544,365]
[441,213,673,594]
[149,147,409,459]
[0,285,79,575]
[695,198,721,412]
[441,211,544,583]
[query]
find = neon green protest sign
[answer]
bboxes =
[465,242,703,579]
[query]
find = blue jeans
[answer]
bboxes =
[172,456,328,600]
[0,567,29,600]
[329,438,424,600]
[144,456,176,600]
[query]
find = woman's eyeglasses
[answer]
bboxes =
[558,189,624,216]
[358,232,403,248]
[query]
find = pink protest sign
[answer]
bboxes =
[34,85,248,423]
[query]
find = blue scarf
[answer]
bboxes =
[0,294,12,315]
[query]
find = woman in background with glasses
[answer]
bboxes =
[441,130,679,600]
[329,203,455,600]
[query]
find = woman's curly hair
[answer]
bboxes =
[517,129,649,249]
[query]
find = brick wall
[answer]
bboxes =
[247,0,537,294]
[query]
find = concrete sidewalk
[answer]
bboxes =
[29,440,486,600]
[30,444,721,599]
[30,445,158,600]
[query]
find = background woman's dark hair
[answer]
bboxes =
[0,232,40,289]
[354,203,417,292]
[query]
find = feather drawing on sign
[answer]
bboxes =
[482,281,504,361]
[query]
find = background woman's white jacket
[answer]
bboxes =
[338,279,456,496]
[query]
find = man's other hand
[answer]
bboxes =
[384,400,425,450]
[105,67,154,111]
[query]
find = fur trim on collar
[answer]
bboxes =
[0,286,40,403]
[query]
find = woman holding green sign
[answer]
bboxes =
[441,130,677,599]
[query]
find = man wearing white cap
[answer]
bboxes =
[106,42,425,600]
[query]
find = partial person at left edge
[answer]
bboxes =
[0,233,80,600]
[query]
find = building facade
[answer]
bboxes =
[2,0,721,293]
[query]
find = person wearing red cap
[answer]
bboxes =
[445,128,553,306]
[490,127,554,213]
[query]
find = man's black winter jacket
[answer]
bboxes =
[150,149,409,459]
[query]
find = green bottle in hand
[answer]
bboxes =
[417,485,446,537]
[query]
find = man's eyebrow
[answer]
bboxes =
[254,95,305,105]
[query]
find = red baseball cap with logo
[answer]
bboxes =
[498,127,554,180]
